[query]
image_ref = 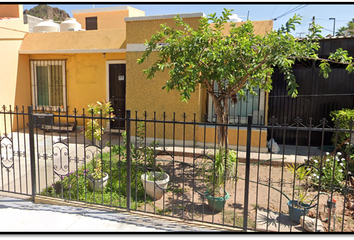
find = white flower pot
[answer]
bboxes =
[88,172,109,192]
[141,172,169,200]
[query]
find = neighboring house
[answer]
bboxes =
[0,4,29,132]
[72,6,145,30]
[18,6,143,129]
[124,12,272,151]
[7,5,273,151]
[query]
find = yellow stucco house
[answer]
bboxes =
[2,5,273,151]
[0,5,29,110]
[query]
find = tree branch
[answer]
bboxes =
[196,48,209,69]
[287,56,353,65]
[238,48,250,72]
[226,53,271,97]
[204,78,213,92]
[198,47,206,63]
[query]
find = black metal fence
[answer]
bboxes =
[0,105,353,232]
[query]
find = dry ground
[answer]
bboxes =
[136,155,354,232]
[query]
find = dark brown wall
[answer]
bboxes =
[268,37,354,146]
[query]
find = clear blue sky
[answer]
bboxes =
[22,2,354,37]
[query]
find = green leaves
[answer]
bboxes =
[319,48,354,79]
[307,23,323,39]
[319,61,330,79]
[329,48,353,63]
[85,100,114,141]
[309,153,347,191]
[138,9,354,112]
[278,14,302,34]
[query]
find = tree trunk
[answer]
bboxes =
[211,95,229,148]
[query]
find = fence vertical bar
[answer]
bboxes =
[243,115,252,232]
[28,106,36,202]
[126,110,131,211]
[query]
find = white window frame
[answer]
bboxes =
[31,60,67,111]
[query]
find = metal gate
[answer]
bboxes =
[0,106,33,197]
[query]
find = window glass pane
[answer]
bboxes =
[36,66,49,106]
[208,83,261,124]
[229,90,259,118]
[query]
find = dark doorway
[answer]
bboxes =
[109,64,126,130]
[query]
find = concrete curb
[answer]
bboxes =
[34,195,242,232]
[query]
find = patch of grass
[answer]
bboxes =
[40,151,154,208]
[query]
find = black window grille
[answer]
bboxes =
[30,60,66,111]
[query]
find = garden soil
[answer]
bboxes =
[139,156,354,232]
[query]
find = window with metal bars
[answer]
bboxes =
[207,83,266,125]
[30,60,67,111]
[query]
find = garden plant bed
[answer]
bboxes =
[40,153,354,232]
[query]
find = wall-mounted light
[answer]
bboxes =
[103,53,106,58]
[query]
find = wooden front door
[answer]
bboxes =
[109,64,126,130]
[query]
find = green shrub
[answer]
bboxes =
[146,171,167,181]
[286,164,312,203]
[41,152,150,208]
[199,149,238,197]
[43,121,166,208]
[308,152,346,191]
[84,100,114,142]
[330,109,354,151]
[120,122,159,169]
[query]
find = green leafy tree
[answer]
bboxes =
[336,18,354,36]
[138,9,354,147]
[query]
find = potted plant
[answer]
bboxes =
[141,170,170,200]
[120,121,169,200]
[87,158,109,192]
[84,100,114,192]
[199,149,238,212]
[84,100,115,146]
[286,164,313,223]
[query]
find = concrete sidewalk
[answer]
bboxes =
[0,195,229,232]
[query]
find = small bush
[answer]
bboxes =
[41,151,151,207]
[199,149,238,197]
[308,152,346,191]
[286,164,312,203]
[120,122,159,169]
[330,109,354,151]
[84,100,114,142]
